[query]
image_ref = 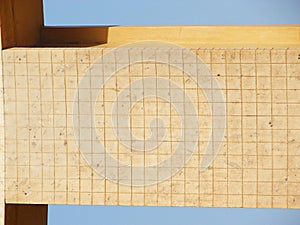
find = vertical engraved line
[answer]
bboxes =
[26,50,30,201]
[196,48,201,207]
[225,49,229,208]
[168,49,173,206]
[182,48,186,206]
[285,49,289,208]
[196,49,200,206]
[38,51,42,203]
[38,50,44,202]
[102,49,107,205]
[193,48,199,207]
[13,51,18,202]
[210,49,214,207]
[115,50,119,206]
[129,49,133,204]
[270,49,274,208]
[240,49,244,207]
[51,50,56,202]
[63,49,69,204]
[254,49,258,208]
[142,50,146,205]
[88,50,93,205]
[155,50,159,206]
[75,50,81,204]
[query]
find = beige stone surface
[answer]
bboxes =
[1,47,300,208]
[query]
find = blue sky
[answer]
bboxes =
[50,205,300,225]
[43,0,300,224]
[43,0,300,25]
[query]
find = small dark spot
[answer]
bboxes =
[293,198,296,203]
[28,128,32,131]
[64,140,67,146]
[59,132,63,136]
[298,54,300,59]
[33,135,36,139]
[217,74,221,77]
[96,163,100,167]
[24,192,27,196]
[289,139,295,143]
[185,78,191,83]
[284,177,288,182]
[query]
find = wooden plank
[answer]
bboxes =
[40,27,109,46]
[0,0,44,48]
[5,204,48,225]
[105,25,300,47]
